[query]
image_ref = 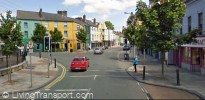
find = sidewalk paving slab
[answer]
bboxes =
[0,56,59,96]
[126,51,205,99]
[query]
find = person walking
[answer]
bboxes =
[133,56,138,73]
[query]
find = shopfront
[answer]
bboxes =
[180,37,205,75]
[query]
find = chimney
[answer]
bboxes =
[39,8,42,17]
[93,18,96,25]
[57,10,67,17]
[83,14,86,22]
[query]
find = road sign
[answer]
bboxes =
[28,40,34,49]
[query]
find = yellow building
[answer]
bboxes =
[40,11,85,52]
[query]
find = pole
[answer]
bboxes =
[143,66,145,80]
[176,69,180,85]
[47,50,50,78]
[54,58,56,68]
[30,53,32,88]
[134,45,136,58]
[50,43,52,64]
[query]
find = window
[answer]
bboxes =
[70,44,72,47]
[198,13,203,35]
[64,22,68,28]
[77,25,80,30]
[54,22,58,28]
[64,31,68,37]
[188,16,191,32]
[45,21,49,28]
[182,47,191,63]
[24,22,28,28]
[24,31,28,38]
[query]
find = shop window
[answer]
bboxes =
[203,49,205,68]
[182,47,190,63]
[192,48,200,65]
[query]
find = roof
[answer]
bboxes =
[74,17,97,27]
[71,18,86,26]
[17,10,73,22]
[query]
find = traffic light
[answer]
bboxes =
[44,36,50,51]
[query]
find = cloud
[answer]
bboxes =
[62,0,139,20]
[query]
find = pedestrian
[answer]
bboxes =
[133,56,138,73]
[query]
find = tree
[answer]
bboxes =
[32,24,46,44]
[136,0,198,77]
[76,28,87,51]
[50,28,63,52]
[0,11,23,83]
[32,24,46,57]
[105,21,114,30]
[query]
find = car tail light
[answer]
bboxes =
[71,62,74,65]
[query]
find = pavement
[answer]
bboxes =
[0,55,58,95]
[126,50,205,99]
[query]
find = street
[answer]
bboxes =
[31,47,148,99]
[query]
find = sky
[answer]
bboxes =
[0,0,149,31]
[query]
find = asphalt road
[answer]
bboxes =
[28,47,200,100]
[30,47,148,99]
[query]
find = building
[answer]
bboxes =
[174,0,205,75]
[17,9,84,52]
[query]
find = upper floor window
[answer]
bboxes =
[24,22,28,28]
[77,25,80,30]
[188,16,191,32]
[45,21,49,28]
[198,13,203,35]
[64,30,68,37]
[64,22,68,28]
[54,22,58,28]
[24,31,28,38]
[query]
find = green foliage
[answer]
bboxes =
[126,12,135,26]
[105,21,114,30]
[136,0,188,52]
[50,28,63,43]
[31,24,46,43]
[76,28,87,44]
[0,11,23,55]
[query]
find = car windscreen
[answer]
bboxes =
[95,48,100,50]
[73,58,84,61]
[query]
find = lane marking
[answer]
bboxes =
[44,62,67,89]
[69,75,94,78]
[55,89,89,92]
[93,75,97,80]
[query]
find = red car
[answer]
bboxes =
[70,56,90,71]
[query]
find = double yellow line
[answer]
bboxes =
[44,62,67,89]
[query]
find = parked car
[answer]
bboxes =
[123,45,130,51]
[94,47,103,54]
[101,46,106,50]
[70,56,90,71]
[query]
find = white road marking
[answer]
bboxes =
[44,89,50,91]
[69,75,94,78]
[69,75,131,78]
[94,75,97,80]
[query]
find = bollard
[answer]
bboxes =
[176,69,180,85]
[54,58,56,68]
[17,52,19,65]
[143,66,145,80]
